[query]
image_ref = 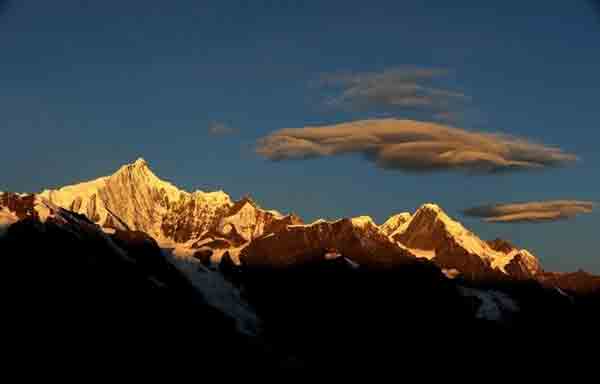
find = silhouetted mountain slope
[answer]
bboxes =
[1,160,599,370]
[0,198,282,368]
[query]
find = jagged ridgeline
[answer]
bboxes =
[1,158,545,281]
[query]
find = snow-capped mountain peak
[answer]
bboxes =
[111,157,183,202]
[37,159,235,243]
[391,203,541,278]
[393,202,488,253]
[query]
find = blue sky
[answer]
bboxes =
[1,1,598,272]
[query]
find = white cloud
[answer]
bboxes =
[464,200,595,223]
[256,118,578,173]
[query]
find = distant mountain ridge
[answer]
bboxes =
[0,158,590,285]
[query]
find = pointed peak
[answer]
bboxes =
[113,158,161,180]
[405,203,467,234]
[413,203,456,222]
[108,158,183,201]
[114,158,152,174]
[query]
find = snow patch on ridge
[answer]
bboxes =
[166,252,260,336]
[459,286,519,321]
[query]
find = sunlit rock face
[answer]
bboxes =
[486,240,542,279]
[180,197,304,265]
[387,203,542,280]
[38,159,234,243]
[216,197,303,243]
[538,270,600,296]
[379,212,411,236]
[240,217,417,269]
[160,191,233,243]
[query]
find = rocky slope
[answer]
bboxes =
[240,216,418,269]
[191,196,304,263]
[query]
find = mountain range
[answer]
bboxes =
[1,158,545,278]
[1,158,598,369]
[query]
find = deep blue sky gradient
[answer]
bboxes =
[1,1,598,272]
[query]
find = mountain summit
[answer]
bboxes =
[390,203,541,279]
[38,158,231,242]
[33,159,301,260]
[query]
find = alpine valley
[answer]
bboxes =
[2,159,598,369]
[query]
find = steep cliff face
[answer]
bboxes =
[160,191,233,243]
[216,197,303,242]
[189,197,305,264]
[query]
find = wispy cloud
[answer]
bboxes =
[208,121,238,136]
[463,200,595,223]
[316,67,468,117]
[256,119,578,173]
